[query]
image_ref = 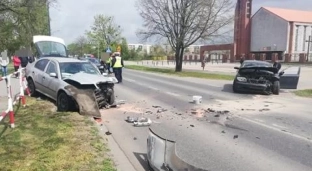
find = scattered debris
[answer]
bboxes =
[145,111,153,114]
[190,124,194,127]
[221,130,226,133]
[157,109,168,113]
[133,118,152,127]
[192,95,202,104]
[233,135,239,139]
[152,105,161,108]
[117,100,126,104]
[256,137,260,139]
[126,116,138,123]
[214,114,220,117]
[133,137,137,140]
[105,131,112,135]
[259,108,270,112]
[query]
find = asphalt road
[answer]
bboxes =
[101,69,312,171]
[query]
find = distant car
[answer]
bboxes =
[79,57,105,73]
[232,60,284,95]
[25,57,118,111]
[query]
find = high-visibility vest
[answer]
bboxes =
[106,57,112,63]
[113,56,122,68]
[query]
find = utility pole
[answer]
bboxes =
[46,1,51,36]
[306,35,312,62]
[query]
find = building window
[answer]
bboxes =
[303,26,307,51]
[295,25,299,51]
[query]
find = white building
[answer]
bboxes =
[128,44,152,54]
[251,7,312,57]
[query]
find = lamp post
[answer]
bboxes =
[306,36,312,62]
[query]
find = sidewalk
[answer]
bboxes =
[0,77,20,112]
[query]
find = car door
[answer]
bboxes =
[279,66,301,89]
[32,59,50,92]
[42,61,60,100]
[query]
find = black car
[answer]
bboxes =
[232,60,284,95]
[79,57,105,73]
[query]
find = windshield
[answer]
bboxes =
[59,62,100,79]
[36,41,67,57]
[242,61,272,67]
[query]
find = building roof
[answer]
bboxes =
[262,7,312,23]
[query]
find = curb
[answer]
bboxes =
[95,119,137,171]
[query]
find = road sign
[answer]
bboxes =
[106,47,112,53]
[116,45,121,52]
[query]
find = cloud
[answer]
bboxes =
[50,0,312,44]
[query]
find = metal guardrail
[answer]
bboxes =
[147,128,208,171]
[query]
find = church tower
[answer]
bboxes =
[234,0,252,60]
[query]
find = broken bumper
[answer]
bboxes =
[147,128,209,171]
[234,82,269,92]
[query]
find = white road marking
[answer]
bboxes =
[237,116,312,143]
[272,123,287,129]
[254,119,265,123]
[124,78,136,82]
[166,92,180,96]
[148,86,159,91]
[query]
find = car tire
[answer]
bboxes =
[272,81,280,95]
[57,92,69,112]
[232,81,239,93]
[108,90,115,105]
[27,78,37,97]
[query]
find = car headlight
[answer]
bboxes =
[236,76,247,82]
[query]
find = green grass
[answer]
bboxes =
[293,89,312,98]
[125,65,235,80]
[0,97,116,171]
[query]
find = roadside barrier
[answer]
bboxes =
[0,67,29,128]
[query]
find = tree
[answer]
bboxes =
[86,14,123,52]
[136,0,234,71]
[0,0,56,54]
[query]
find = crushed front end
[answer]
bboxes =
[234,68,278,94]
[94,81,115,109]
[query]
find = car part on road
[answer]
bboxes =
[133,117,152,127]
[147,128,208,171]
[192,95,202,104]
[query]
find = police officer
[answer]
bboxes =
[106,53,113,73]
[111,52,124,83]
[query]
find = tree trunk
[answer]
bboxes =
[175,46,184,72]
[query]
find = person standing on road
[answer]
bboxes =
[273,61,282,72]
[13,55,21,78]
[0,57,9,77]
[201,59,206,70]
[111,52,124,83]
[106,53,113,74]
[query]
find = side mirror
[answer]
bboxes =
[49,72,57,78]
[234,67,240,69]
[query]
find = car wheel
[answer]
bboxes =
[108,89,115,105]
[57,92,69,112]
[27,78,37,97]
[272,81,280,95]
[232,81,239,93]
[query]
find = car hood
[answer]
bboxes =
[239,67,278,74]
[63,72,117,85]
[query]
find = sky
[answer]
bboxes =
[50,0,312,45]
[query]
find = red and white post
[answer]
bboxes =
[0,75,15,128]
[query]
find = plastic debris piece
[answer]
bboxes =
[133,117,152,127]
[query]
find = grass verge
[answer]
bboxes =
[0,97,116,171]
[293,89,312,98]
[125,65,235,80]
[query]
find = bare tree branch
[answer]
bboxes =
[136,0,234,71]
